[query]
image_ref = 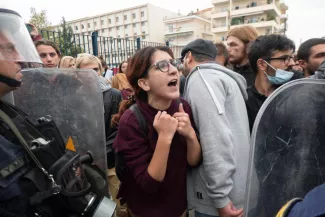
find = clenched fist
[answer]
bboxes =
[153,111,178,142]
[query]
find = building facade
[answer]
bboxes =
[57,4,177,43]
[211,0,288,42]
[163,9,214,58]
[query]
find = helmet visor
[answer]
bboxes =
[0,9,42,64]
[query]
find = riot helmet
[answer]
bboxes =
[0,8,42,88]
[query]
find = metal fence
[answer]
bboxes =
[40,30,181,68]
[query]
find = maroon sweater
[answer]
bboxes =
[113,98,195,217]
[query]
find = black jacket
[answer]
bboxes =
[179,75,186,97]
[246,71,304,132]
[246,85,267,132]
[103,87,122,168]
[233,63,256,87]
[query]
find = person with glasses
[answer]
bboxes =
[111,46,201,217]
[181,39,250,217]
[34,40,61,68]
[246,34,298,132]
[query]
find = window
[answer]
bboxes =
[117,26,120,31]
[169,25,173,32]
[124,15,127,20]
[141,21,145,26]
[142,35,146,39]
[132,13,136,19]
[125,34,129,37]
[141,11,144,17]
[125,25,128,29]
[118,35,120,38]
[102,29,105,33]
[142,31,146,34]
[134,32,137,36]
[108,19,111,24]
[94,22,97,27]
[88,23,91,28]
[133,23,136,28]
[75,26,78,30]
[101,20,104,25]
[81,24,84,29]
[109,28,112,32]
[89,31,92,35]
[116,17,119,22]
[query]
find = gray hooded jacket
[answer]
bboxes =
[184,63,251,216]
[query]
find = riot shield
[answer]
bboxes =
[13,68,107,173]
[244,79,325,217]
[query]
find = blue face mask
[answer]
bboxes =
[264,61,294,85]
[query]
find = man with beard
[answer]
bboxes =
[226,26,258,87]
[297,38,325,77]
[182,39,250,217]
[246,34,296,131]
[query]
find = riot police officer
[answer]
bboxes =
[0,8,115,217]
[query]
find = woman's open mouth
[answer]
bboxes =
[168,79,178,87]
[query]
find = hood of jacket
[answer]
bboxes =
[186,63,248,100]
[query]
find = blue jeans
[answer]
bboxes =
[195,211,218,217]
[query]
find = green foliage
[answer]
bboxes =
[231,17,243,25]
[267,15,276,21]
[29,7,52,39]
[29,8,52,30]
[56,17,83,56]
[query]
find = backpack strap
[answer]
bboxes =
[115,100,182,181]
[129,104,148,136]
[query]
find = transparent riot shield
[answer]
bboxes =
[13,68,107,173]
[244,79,325,217]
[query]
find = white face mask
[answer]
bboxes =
[264,61,294,85]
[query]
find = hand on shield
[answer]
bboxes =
[218,201,243,217]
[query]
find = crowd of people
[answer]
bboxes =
[2,6,325,217]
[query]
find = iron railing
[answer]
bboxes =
[40,30,172,68]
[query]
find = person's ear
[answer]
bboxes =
[298,59,307,70]
[257,58,268,72]
[138,78,150,92]
[186,52,193,64]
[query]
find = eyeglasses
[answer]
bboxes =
[148,59,181,73]
[264,55,294,65]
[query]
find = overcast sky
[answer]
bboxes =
[3,0,325,47]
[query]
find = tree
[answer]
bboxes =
[29,7,53,39]
[57,17,83,57]
[29,7,52,30]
